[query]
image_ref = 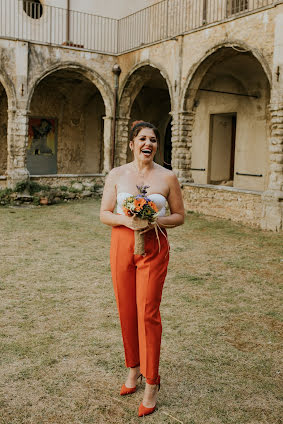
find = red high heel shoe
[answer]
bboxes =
[138,376,160,417]
[120,374,143,396]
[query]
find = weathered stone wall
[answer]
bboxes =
[0,177,6,189]
[0,84,7,174]
[182,183,263,227]
[30,174,105,187]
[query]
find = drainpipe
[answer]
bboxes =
[111,64,121,169]
[66,0,70,43]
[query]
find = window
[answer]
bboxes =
[23,0,43,19]
[227,0,248,16]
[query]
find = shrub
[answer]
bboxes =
[0,188,13,199]
[15,180,51,194]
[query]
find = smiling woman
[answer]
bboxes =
[129,120,159,160]
[100,120,184,417]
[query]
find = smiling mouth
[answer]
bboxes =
[141,149,152,155]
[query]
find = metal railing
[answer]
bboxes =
[118,0,275,52]
[0,0,118,54]
[0,0,278,54]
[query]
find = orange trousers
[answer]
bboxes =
[110,225,169,385]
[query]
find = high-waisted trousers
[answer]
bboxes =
[110,225,169,385]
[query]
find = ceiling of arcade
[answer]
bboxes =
[185,49,270,110]
[203,52,270,90]
[33,70,101,106]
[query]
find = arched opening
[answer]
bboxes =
[184,47,270,192]
[28,69,105,175]
[0,82,8,177]
[121,65,172,167]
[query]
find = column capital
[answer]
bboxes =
[116,116,131,122]
[8,108,31,116]
[269,103,283,111]
[169,110,195,118]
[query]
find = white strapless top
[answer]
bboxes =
[117,192,167,217]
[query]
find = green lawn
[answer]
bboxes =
[0,199,282,424]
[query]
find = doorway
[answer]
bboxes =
[208,113,236,185]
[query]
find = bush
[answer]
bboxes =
[32,196,40,206]
[15,180,51,194]
[0,188,13,199]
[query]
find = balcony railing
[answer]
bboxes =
[0,0,279,55]
[118,0,276,52]
[0,0,118,54]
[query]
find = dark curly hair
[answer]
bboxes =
[129,120,160,142]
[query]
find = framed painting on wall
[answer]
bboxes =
[27,117,57,175]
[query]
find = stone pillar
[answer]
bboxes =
[115,116,130,167]
[261,103,283,231]
[261,7,283,231]
[102,116,113,174]
[171,110,194,182]
[6,108,30,188]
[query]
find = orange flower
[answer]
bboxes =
[134,197,146,211]
[123,206,132,216]
[148,201,158,212]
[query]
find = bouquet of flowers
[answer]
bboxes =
[123,185,159,255]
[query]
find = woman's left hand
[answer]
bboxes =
[139,221,156,234]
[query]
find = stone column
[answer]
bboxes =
[171,110,194,182]
[6,108,30,188]
[261,7,283,231]
[102,115,113,174]
[115,116,130,167]
[261,103,283,231]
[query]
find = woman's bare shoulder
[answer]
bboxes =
[108,163,132,178]
[154,163,177,179]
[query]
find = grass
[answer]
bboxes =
[0,199,282,424]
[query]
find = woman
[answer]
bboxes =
[100,121,184,417]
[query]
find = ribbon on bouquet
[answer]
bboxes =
[152,220,174,257]
[138,220,174,257]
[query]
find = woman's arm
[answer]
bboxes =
[157,172,185,228]
[141,172,184,233]
[100,169,148,230]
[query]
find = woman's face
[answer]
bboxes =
[130,127,158,162]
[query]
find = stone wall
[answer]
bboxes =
[30,174,105,188]
[182,183,263,227]
[0,177,6,189]
[0,84,7,174]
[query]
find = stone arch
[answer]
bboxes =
[181,42,271,111]
[181,42,271,191]
[26,62,114,175]
[119,61,174,116]
[0,71,16,177]
[27,62,114,116]
[0,71,16,110]
[116,62,173,166]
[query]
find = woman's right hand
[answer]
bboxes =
[121,215,149,231]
